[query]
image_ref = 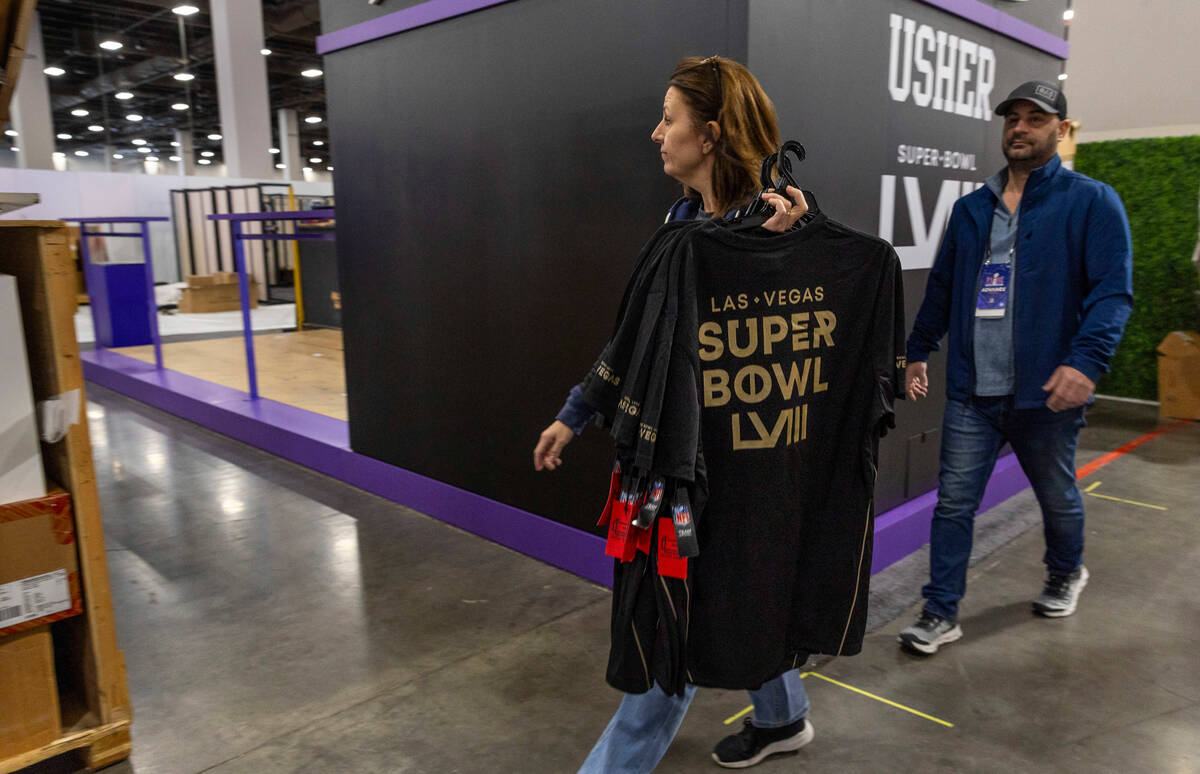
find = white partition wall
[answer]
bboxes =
[0,167,331,282]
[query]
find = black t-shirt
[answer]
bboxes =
[684,214,905,688]
[592,214,905,692]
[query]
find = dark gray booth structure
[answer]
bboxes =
[318,0,1068,534]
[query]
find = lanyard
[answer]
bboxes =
[984,244,1015,266]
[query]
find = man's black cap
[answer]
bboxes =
[994,80,1068,119]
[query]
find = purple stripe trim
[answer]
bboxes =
[871,452,1030,573]
[63,217,170,223]
[81,350,612,587]
[916,0,1069,59]
[317,0,1067,59]
[209,209,335,222]
[316,0,515,55]
[81,351,1033,587]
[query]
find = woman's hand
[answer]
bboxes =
[760,185,809,232]
[533,420,575,471]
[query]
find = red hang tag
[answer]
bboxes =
[604,488,632,559]
[656,517,688,579]
[596,461,622,527]
[621,489,645,562]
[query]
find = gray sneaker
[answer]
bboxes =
[1033,565,1089,617]
[898,610,962,655]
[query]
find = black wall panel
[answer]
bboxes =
[322,0,1064,528]
[323,0,748,531]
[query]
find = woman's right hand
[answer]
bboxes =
[533,421,575,471]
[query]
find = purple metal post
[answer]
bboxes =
[139,220,164,370]
[207,209,336,404]
[231,219,260,400]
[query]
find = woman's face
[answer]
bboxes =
[651,86,710,187]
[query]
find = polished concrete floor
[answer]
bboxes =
[28,388,1200,773]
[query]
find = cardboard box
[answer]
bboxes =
[0,275,46,504]
[0,490,83,638]
[0,625,61,758]
[1157,331,1200,420]
[178,273,259,313]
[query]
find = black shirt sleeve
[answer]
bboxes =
[871,245,906,437]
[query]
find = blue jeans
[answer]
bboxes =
[578,670,810,773]
[922,396,1086,621]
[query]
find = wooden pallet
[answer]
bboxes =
[0,222,133,772]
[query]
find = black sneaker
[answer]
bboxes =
[711,716,813,769]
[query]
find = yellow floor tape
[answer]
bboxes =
[1084,481,1167,511]
[723,671,954,728]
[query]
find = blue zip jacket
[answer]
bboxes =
[906,155,1133,409]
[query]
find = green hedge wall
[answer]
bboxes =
[1074,136,1200,400]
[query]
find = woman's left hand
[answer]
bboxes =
[760,185,808,232]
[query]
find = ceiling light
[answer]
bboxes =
[200,150,214,157]
[274,163,285,169]
[260,48,272,56]
[207,133,222,140]
[126,114,144,121]
[172,103,189,111]
[132,139,147,145]
[10,147,18,152]
[71,108,89,117]
[197,158,212,165]
[170,141,180,147]
[43,66,66,76]
[115,91,134,100]
[309,157,322,163]
[301,68,323,78]
[99,40,123,51]
[174,72,195,82]
[173,5,200,15]
[146,156,159,162]
[1058,73,1069,81]
[74,150,89,157]
[268,147,280,154]
[312,140,324,146]
[56,132,72,140]
[326,166,334,171]
[3,129,16,137]
[304,115,322,124]
[137,147,152,153]
[302,167,313,173]
[88,125,103,132]
[169,155,181,161]
[53,152,65,158]
[113,153,124,159]
[1063,9,1075,20]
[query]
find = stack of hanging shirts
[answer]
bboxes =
[581,212,906,696]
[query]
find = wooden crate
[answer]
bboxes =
[0,222,132,772]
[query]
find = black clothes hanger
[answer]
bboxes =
[725,140,820,231]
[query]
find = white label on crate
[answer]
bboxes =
[0,569,71,627]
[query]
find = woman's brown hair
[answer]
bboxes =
[668,56,780,215]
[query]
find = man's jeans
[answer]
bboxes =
[578,670,810,773]
[922,396,1086,621]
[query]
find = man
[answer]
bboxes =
[899,81,1133,655]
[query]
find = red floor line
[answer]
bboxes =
[1076,418,1193,480]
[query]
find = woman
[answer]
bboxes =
[533,56,813,772]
